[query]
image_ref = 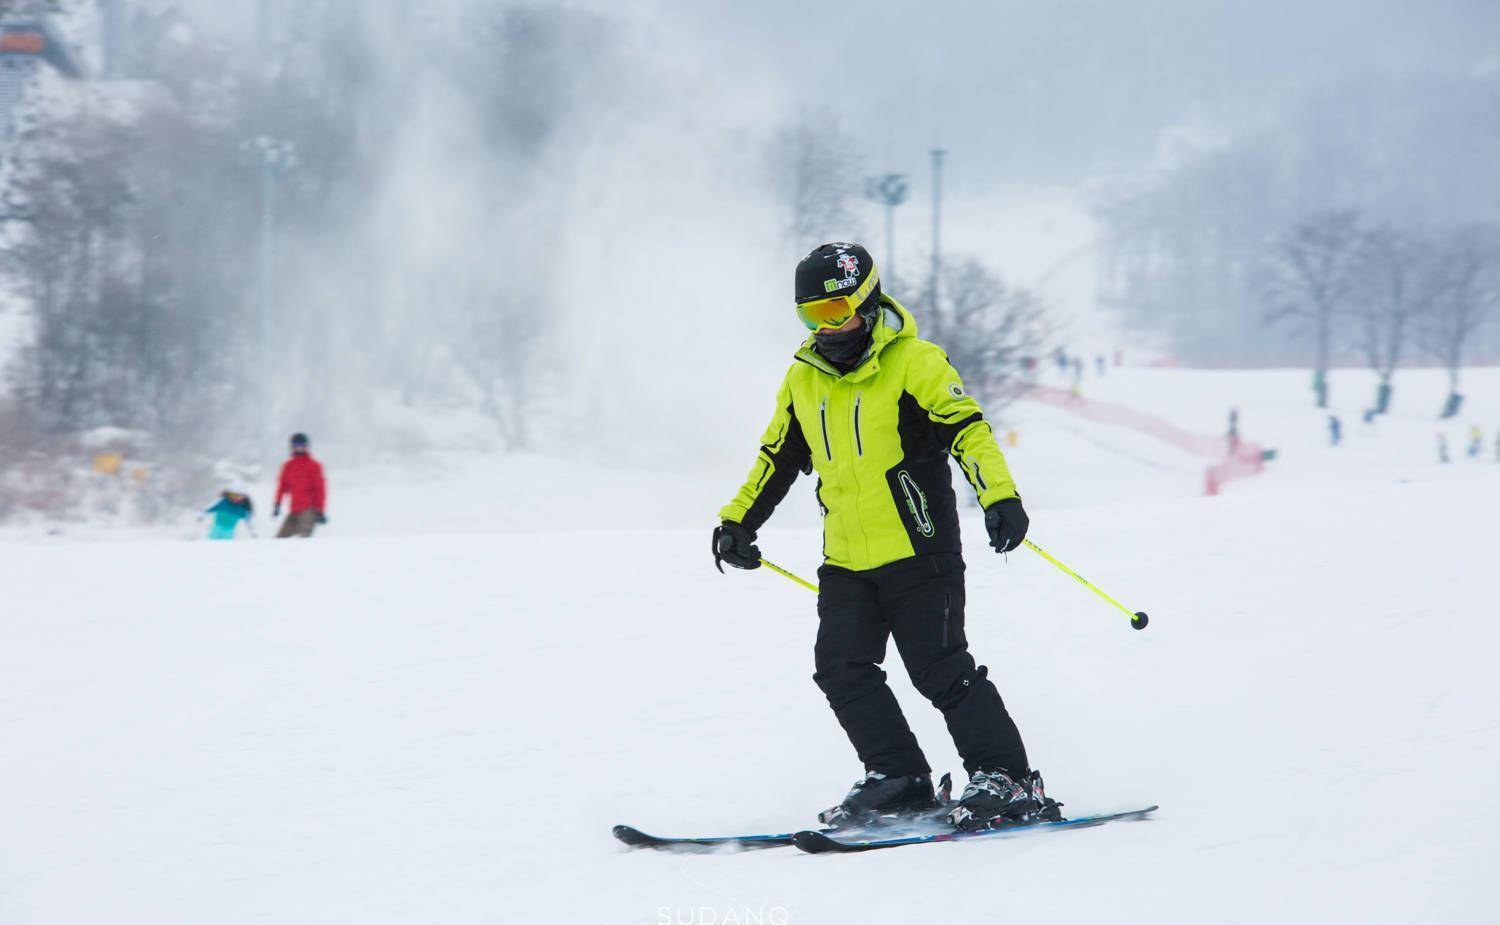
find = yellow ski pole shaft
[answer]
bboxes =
[1022,539,1149,630]
[760,557,819,593]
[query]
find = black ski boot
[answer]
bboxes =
[945,769,1062,831]
[818,771,937,827]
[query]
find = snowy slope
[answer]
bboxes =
[2,367,1497,924]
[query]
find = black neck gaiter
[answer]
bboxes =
[813,317,873,372]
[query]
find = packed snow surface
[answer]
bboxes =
[2,366,1496,923]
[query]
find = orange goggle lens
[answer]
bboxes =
[796,295,858,331]
[795,268,881,330]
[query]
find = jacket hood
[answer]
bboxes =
[795,295,917,380]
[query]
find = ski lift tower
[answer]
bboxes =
[0,15,82,152]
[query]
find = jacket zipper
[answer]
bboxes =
[819,397,833,460]
[853,393,863,456]
[967,456,987,492]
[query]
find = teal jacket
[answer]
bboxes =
[205,498,251,540]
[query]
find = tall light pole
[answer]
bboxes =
[242,135,295,437]
[929,148,945,313]
[257,0,272,50]
[864,174,908,280]
[100,0,123,78]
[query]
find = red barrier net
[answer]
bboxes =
[1024,386,1264,495]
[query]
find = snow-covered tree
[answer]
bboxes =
[1416,225,1500,417]
[1262,211,1368,407]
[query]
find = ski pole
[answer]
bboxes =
[1023,539,1149,630]
[761,557,818,593]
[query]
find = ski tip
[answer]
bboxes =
[791,830,838,854]
[793,830,858,854]
[613,825,654,847]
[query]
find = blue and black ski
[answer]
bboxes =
[614,774,956,852]
[791,805,1159,854]
[612,824,809,852]
[613,808,955,852]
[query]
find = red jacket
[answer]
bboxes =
[275,454,326,515]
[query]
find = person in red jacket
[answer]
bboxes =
[274,432,328,538]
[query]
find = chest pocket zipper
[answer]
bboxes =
[853,393,863,456]
[819,397,833,460]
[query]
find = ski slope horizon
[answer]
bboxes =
[3,366,1497,923]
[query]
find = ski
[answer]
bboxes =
[615,809,963,853]
[612,808,953,853]
[612,824,809,852]
[792,805,1158,854]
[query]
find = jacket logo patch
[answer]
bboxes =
[948,382,965,399]
[897,470,936,538]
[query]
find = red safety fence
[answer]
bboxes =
[1024,386,1265,495]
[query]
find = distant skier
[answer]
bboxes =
[1227,407,1240,453]
[1437,433,1451,464]
[714,243,1054,833]
[1328,415,1342,447]
[1095,354,1106,377]
[1467,425,1483,459]
[273,433,328,538]
[200,489,254,540]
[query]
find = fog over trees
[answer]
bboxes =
[1,0,1497,519]
[4,3,628,456]
[1095,71,1500,397]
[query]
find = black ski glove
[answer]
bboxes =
[316,511,328,525]
[273,505,281,517]
[713,521,761,572]
[984,497,1029,553]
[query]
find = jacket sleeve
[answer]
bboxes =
[275,464,289,507]
[718,370,812,532]
[312,462,326,512]
[906,341,1019,507]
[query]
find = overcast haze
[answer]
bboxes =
[4,0,1497,513]
[179,0,1500,187]
[677,0,1500,185]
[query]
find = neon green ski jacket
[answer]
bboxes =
[720,296,1019,571]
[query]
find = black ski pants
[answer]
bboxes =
[813,552,1028,778]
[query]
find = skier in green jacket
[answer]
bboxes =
[714,243,1055,831]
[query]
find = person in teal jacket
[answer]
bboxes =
[201,490,255,540]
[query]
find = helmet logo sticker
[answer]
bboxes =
[822,250,863,293]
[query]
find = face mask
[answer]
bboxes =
[813,316,872,371]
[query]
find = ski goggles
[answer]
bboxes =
[795,270,880,331]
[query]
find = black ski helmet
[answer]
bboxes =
[794,243,881,329]
[290,432,310,450]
